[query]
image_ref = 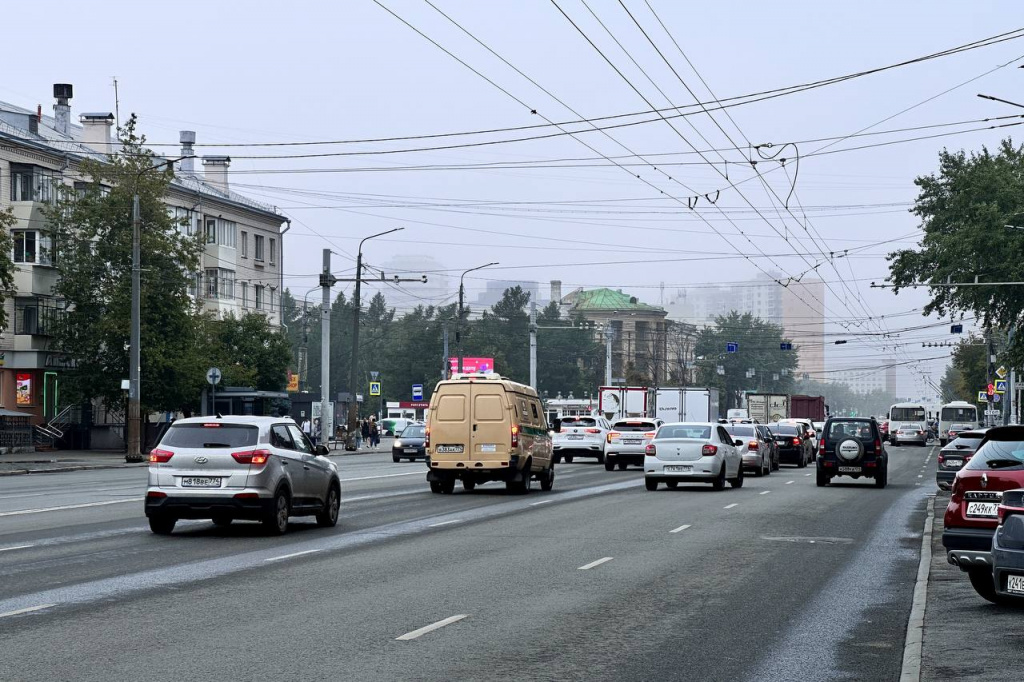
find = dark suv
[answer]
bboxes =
[816,417,887,488]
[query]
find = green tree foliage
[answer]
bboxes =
[536,301,603,398]
[471,286,531,382]
[888,139,1024,366]
[0,208,15,330]
[939,334,989,402]
[694,312,799,410]
[206,313,291,391]
[44,115,205,413]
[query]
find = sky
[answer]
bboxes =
[4,0,1023,399]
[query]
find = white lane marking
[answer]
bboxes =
[428,519,461,528]
[917,475,923,478]
[578,557,614,570]
[0,604,54,619]
[0,498,142,517]
[804,473,812,477]
[760,490,771,495]
[786,480,794,485]
[724,503,739,509]
[0,544,34,553]
[396,614,469,641]
[265,549,322,562]
[529,500,552,506]
[669,524,691,534]
[341,472,424,482]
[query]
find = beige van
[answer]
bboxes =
[426,373,554,494]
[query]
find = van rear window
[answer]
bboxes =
[160,423,259,448]
[435,395,466,421]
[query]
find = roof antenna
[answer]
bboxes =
[216,412,223,419]
[112,77,120,129]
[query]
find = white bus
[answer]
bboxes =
[888,402,927,445]
[938,400,980,445]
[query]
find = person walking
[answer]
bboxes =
[361,418,370,450]
[301,417,312,441]
[370,417,380,449]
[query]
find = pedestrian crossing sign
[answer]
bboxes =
[369,381,381,396]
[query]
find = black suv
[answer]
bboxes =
[816,417,887,488]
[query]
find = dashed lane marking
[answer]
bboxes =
[724,503,739,509]
[760,491,771,495]
[265,549,322,562]
[0,604,54,619]
[0,544,34,553]
[669,524,691,534]
[396,614,469,641]
[428,519,461,528]
[529,500,552,506]
[0,498,143,517]
[785,481,794,485]
[578,557,613,570]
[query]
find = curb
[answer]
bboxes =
[900,494,935,682]
[0,463,149,476]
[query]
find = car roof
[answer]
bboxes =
[661,422,717,427]
[170,416,287,426]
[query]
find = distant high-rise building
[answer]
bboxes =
[472,280,541,310]
[376,255,451,313]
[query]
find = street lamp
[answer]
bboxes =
[457,262,498,374]
[126,154,193,462]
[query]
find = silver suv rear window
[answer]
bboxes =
[562,418,597,427]
[161,423,259,448]
[614,421,656,432]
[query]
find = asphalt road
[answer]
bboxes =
[0,445,935,681]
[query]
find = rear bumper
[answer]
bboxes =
[935,470,957,489]
[427,456,522,482]
[645,456,716,481]
[607,450,645,464]
[776,447,804,463]
[145,491,273,520]
[943,526,994,572]
[993,531,1024,598]
[741,454,763,469]
[554,441,603,452]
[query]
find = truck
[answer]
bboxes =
[746,393,790,424]
[653,388,721,423]
[790,395,826,422]
[598,386,653,422]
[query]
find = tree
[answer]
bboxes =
[536,301,603,398]
[472,286,531,383]
[940,334,988,402]
[207,313,291,391]
[888,139,1024,366]
[0,208,15,330]
[694,312,799,410]
[44,115,206,413]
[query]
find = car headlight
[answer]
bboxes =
[394,440,402,448]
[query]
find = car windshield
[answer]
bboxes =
[770,424,799,436]
[614,421,656,432]
[658,425,711,439]
[828,421,874,440]
[725,425,756,437]
[160,423,259,448]
[562,418,597,428]
[400,426,425,438]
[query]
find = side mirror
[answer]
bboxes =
[733,438,744,447]
[315,444,330,457]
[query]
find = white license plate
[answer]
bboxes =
[944,459,963,468]
[436,445,464,454]
[404,448,419,454]
[967,502,999,518]
[567,435,584,440]
[1007,574,1024,595]
[181,477,221,488]
[624,439,642,445]
[480,444,497,453]
[664,465,692,473]
[838,466,861,473]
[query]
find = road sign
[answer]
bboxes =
[726,342,738,353]
[994,393,1002,404]
[412,384,423,400]
[978,391,988,403]
[950,324,963,334]
[370,371,380,381]
[986,409,1001,416]
[996,380,1008,394]
[996,365,1008,380]
[206,367,222,385]
[780,342,793,351]
[987,383,995,397]
[369,381,381,396]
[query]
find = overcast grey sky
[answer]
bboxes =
[4,0,1022,398]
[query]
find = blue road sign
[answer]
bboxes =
[412,384,424,400]
[726,342,738,353]
[995,380,1008,394]
[994,393,1002,404]
[780,342,793,351]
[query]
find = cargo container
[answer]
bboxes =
[746,394,790,424]
[598,386,653,421]
[654,388,721,423]
[790,395,826,422]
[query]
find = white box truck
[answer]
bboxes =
[654,388,721,423]
[599,386,652,421]
[746,393,790,424]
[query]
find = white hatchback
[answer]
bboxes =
[644,422,744,491]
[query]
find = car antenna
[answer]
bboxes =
[216,412,223,419]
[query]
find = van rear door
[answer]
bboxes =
[471,382,509,459]
[431,387,471,462]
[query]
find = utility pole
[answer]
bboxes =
[529,301,537,389]
[298,306,309,392]
[986,327,995,427]
[457,262,498,374]
[126,194,142,462]
[442,319,450,383]
[319,249,334,445]
[605,323,614,386]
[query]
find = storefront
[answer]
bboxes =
[386,401,429,421]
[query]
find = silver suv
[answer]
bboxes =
[145,416,341,535]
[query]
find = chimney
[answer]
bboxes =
[202,155,231,193]
[28,112,38,135]
[179,131,196,174]
[53,83,73,137]
[79,113,114,154]
[550,279,562,304]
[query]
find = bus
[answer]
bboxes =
[887,402,927,445]
[938,400,980,445]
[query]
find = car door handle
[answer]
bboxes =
[303,465,311,470]
[281,460,288,465]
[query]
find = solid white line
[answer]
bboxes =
[760,490,771,495]
[0,498,142,517]
[578,557,613,570]
[428,519,461,527]
[0,604,55,619]
[0,544,34,553]
[724,503,738,509]
[529,500,552,506]
[900,496,935,682]
[265,549,322,562]
[785,480,794,485]
[396,614,469,641]
[341,472,424,482]
[669,524,691,534]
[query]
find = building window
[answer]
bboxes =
[254,235,265,262]
[205,218,217,244]
[240,231,248,258]
[10,164,59,203]
[269,238,276,265]
[218,219,236,248]
[219,270,235,299]
[14,297,65,336]
[13,231,37,263]
[241,281,248,307]
[205,268,219,298]
[268,286,276,312]
[255,285,264,310]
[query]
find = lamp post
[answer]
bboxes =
[126,154,192,463]
[457,262,498,374]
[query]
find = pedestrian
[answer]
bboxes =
[361,418,370,450]
[301,417,311,440]
[311,418,321,447]
[370,417,380,449]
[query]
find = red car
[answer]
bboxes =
[880,420,889,438]
[942,426,1024,603]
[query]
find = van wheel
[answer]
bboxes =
[440,479,456,495]
[429,480,443,494]
[540,466,555,492]
[463,479,476,492]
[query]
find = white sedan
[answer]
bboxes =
[644,422,744,491]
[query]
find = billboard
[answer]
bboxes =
[449,357,495,374]
[16,373,32,405]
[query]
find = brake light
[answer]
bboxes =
[585,428,601,434]
[645,443,657,457]
[748,440,759,451]
[202,423,221,428]
[425,426,430,447]
[644,431,657,439]
[938,453,945,465]
[702,444,718,457]
[792,438,801,446]
[146,490,167,498]
[874,439,882,452]
[607,431,620,443]
[998,504,1024,523]
[511,424,520,447]
[149,448,174,463]
[818,439,825,455]
[232,449,272,465]
[918,431,925,436]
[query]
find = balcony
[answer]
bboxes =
[15,298,66,337]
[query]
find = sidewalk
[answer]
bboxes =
[920,493,1023,681]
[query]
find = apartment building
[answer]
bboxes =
[0,84,287,429]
